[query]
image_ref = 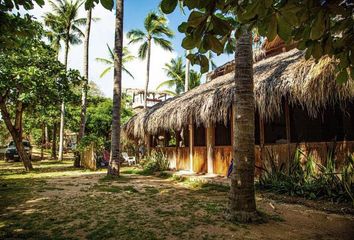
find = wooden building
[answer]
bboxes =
[123,47,354,176]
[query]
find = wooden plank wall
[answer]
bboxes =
[213,147,232,176]
[177,147,189,170]
[193,147,207,173]
[162,141,354,176]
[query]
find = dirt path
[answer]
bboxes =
[1,165,353,240]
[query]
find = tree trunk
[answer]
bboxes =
[227,30,259,223]
[58,101,65,161]
[41,124,45,160]
[185,50,190,92]
[0,100,33,170]
[52,123,57,159]
[108,0,124,176]
[76,9,92,167]
[143,38,151,109]
[59,37,70,161]
[45,124,49,148]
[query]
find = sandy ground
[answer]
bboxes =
[0,161,353,240]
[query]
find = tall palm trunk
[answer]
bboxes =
[227,30,258,222]
[58,35,70,161]
[185,50,190,92]
[76,9,92,167]
[143,38,151,109]
[108,0,124,176]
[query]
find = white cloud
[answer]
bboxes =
[26,4,176,98]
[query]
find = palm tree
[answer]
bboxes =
[108,0,124,176]
[77,8,92,167]
[227,29,258,222]
[206,51,217,72]
[127,12,174,108]
[96,44,135,79]
[44,0,85,161]
[157,57,201,96]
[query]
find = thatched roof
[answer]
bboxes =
[124,49,354,139]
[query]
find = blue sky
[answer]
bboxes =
[27,0,233,97]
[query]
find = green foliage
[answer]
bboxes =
[127,11,174,60]
[157,57,201,95]
[95,44,135,79]
[259,149,354,204]
[160,0,354,79]
[77,135,104,151]
[0,0,44,11]
[141,150,170,174]
[84,0,114,10]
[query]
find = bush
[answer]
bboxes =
[141,150,169,174]
[258,148,354,205]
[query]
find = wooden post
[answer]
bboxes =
[144,134,151,156]
[163,131,169,147]
[189,116,194,172]
[284,100,291,163]
[206,122,215,174]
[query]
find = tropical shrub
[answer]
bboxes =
[259,148,354,204]
[141,150,170,174]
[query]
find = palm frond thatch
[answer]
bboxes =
[124,49,354,139]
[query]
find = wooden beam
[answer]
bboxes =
[284,99,291,163]
[206,122,215,174]
[189,116,194,172]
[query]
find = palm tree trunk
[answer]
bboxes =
[76,9,92,167]
[185,50,190,92]
[59,37,70,161]
[143,38,151,109]
[108,0,124,176]
[227,30,259,222]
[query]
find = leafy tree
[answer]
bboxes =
[0,18,80,170]
[127,11,174,108]
[96,44,135,79]
[44,0,85,161]
[161,0,353,81]
[157,57,201,95]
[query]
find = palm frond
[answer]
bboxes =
[153,37,173,52]
[122,66,134,79]
[95,57,113,65]
[99,67,112,78]
[138,41,148,59]
[156,79,177,90]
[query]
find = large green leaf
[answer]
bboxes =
[188,11,207,28]
[277,14,292,41]
[182,35,198,50]
[336,68,348,84]
[310,11,326,40]
[160,0,178,14]
[100,0,114,10]
[204,35,223,54]
[267,14,277,41]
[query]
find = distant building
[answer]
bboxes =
[124,88,171,110]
